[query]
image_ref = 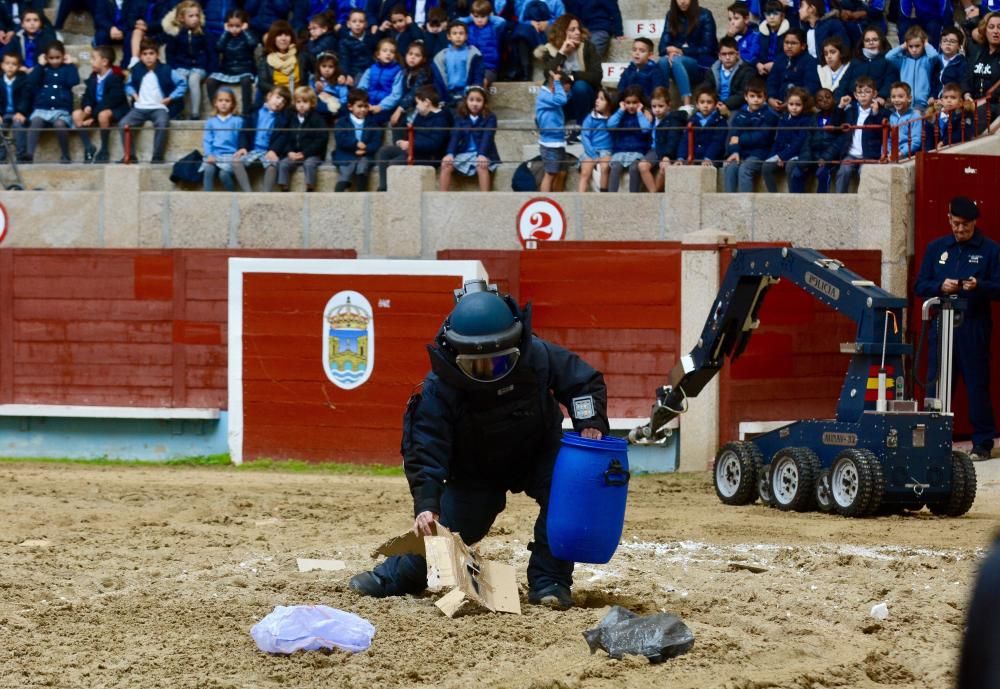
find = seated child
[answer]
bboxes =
[0,51,28,161]
[375,84,452,190]
[930,26,965,103]
[460,0,505,86]
[306,11,339,72]
[332,87,381,190]
[885,25,938,111]
[119,38,187,163]
[846,26,898,106]
[605,84,651,192]
[439,84,499,191]
[818,36,855,102]
[5,9,56,71]
[419,6,449,59]
[637,85,687,192]
[924,81,974,149]
[616,37,667,102]
[358,38,404,126]
[311,51,350,120]
[24,39,79,162]
[888,81,922,159]
[72,45,128,162]
[701,36,755,117]
[675,86,727,166]
[727,1,760,65]
[578,85,613,192]
[766,28,819,113]
[338,8,377,83]
[206,10,257,119]
[162,0,211,119]
[834,75,889,193]
[787,86,842,193]
[391,41,433,125]
[232,85,291,192]
[200,87,245,190]
[431,21,484,106]
[272,85,329,191]
[761,86,811,192]
[723,78,777,192]
[754,0,789,76]
[380,5,422,58]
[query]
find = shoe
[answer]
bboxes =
[83,146,96,163]
[150,156,164,164]
[94,149,109,163]
[349,571,391,598]
[117,156,136,164]
[970,445,994,462]
[679,104,695,117]
[528,583,573,610]
[334,180,350,192]
[17,154,32,163]
[60,155,72,164]
[566,126,581,144]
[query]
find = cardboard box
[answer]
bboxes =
[375,522,521,617]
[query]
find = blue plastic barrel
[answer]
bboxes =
[546,432,630,564]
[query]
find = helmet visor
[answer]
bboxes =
[455,347,520,383]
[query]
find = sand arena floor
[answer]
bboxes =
[2,459,999,689]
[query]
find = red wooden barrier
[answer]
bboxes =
[717,246,883,447]
[439,243,683,418]
[0,249,353,409]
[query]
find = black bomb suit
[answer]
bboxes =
[371,293,610,597]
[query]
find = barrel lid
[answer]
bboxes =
[561,431,628,452]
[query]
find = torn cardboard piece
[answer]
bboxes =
[374,522,521,617]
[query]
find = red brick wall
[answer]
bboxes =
[0,249,353,409]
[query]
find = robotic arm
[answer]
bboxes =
[629,247,909,443]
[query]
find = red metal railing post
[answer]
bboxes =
[407,123,414,165]
[123,125,132,164]
[881,120,889,161]
[686,122,694,163]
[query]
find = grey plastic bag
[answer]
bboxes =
[250,605,375,655]
[583,606,695,663]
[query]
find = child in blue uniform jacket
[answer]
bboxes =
[24,40,79,162]
[761,86,811,192]
[723,78,777,192]
[358,38,404,125]
[578,85,613,191]
[200,87,245,190]
[460,0,505,85]
[606,84,651,192]
[676,86,726,164]
[766,28,819,112]
[439,84,499,191]
[535,65,569,191]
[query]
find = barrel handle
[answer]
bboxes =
[603,459,630,486]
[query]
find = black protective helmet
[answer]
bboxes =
[441,280,523,383]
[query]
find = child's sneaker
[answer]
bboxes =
[679,105,695,117]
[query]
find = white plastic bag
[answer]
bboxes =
[250,605,376,655]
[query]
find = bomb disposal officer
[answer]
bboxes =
[350,280,610,610]
[915,196,1000,461]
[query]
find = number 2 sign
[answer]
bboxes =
[517,197,566,248]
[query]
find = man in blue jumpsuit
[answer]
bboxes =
[349,280,610,609]
[915,196,1000,461]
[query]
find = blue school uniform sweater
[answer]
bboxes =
[886,43,938,109]
[580,111,610,157]
[766,51,820,100]
[460,15,504,72]
[726,104,778,159]
[446,112,501,162]
[931,53,966,99]
[359,60,403,109]
[657,7,718,68]
[616,61,667,98]
[202,113,244,158]
[535,83,568,145]
[607,109,651,154]
[27,62,80,113]
[767,111,810,161]
[677,109,726,161]
[890,107,923,157]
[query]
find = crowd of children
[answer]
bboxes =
[6,0,1000,192]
